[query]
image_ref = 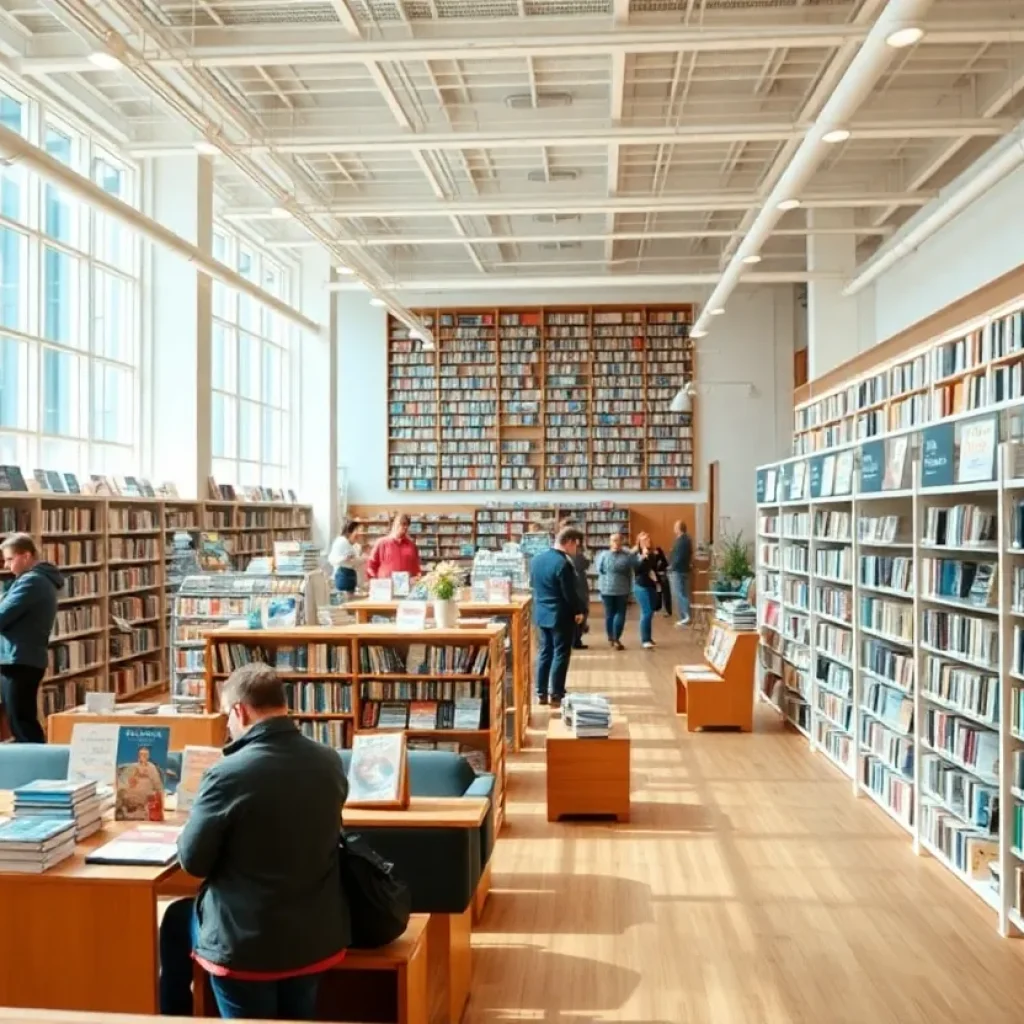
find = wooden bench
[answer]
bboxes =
[193,914,429,1024]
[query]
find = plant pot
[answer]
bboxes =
[433,598,459,628]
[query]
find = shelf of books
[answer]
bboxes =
[385,304,696,494]
[203,623,508,826]
[792,297,1023,457]
[756,416,1023,935]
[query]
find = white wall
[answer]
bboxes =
[337,283,796,539]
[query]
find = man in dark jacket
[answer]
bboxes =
[176,663,349,1020]
[0,533,62,742]
[668,520,693,627]
[530,525,587,706]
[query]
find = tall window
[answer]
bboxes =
[210,226,293,489]
[0,79,141,475]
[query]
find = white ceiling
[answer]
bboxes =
[2,0,1022,303]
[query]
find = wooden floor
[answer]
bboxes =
[467,615,1024,1024]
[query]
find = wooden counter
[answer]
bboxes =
[47,707,227,750]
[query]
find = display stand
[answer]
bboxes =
[47,706,227,749]
[674,624,757,732]
[545,716,631,822]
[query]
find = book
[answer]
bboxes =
[177,746,223,813]
[0,817,76,850]
[114,726,170,821]
[346,733,409,809]
[85,825,182,866]
[68,722,120,786]
[392,572,411,597]
[408,701,439,730]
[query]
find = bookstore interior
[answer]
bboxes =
[2,2,1024,1023]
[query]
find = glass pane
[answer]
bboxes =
[43,247,79,347]
[238,461,261,488]
[212,457,236,486]
[93,156,124,197]
[238,248,254,280]
[238,292,256,332]
[0,431,28,466]
[41,348,80,436]
[212,322,236,391]
[90,443,132,476]
[93,270,132,362]
[41,436,81,472]
[261,343,282,406]
[44,128,75,243]
[239,333,260,399]
[0,96,24,222]
[261,407,282,466]
[238,399,260,461]
[0,336,25,429]
[213,232,227,262]
[213,282,230,320]
[211,391,236,458]
[0,227,24,331]
[92,363,132,441]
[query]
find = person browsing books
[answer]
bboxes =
[559,518,591,650]
[366,513,422,580]
[595,532,633,650]
[668,519,693,626]
[632,532,659,649]
[0,533,63,743]
[175,664,350,1020]
[530,525,587,707]
[328,520,365,596]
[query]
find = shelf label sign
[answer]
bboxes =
[957,415,998,484]
[921,423,955,488]
[808,456,824,499]
[756,468,768,504]
[859,441,884,494]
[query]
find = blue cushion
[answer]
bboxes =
[0,745,183,791]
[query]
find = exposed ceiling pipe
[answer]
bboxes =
[0,122,320,332]
[844,117,1024,295]
[691,0,935,339]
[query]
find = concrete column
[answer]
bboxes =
[145,155,213,498]
[806,209,860,381]
[298,249,338,548]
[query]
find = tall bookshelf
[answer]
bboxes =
[755,424,1023,936]
[385,304,696,493]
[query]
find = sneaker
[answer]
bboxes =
[538,694,549,706]
[642,641,656,650]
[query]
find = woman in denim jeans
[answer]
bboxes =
[631,532,659,649]
[595,532,633,650]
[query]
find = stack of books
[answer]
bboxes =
[0,817,77,873]
[716,600,757,630]
[561,694,612,738]
[12,779,103,840]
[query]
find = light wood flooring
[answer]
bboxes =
[467,614,1024,1024]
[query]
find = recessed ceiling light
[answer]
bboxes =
[886,26,924,48]
[369,297,386,307]
[270,206,290,219]
[194,140,218,156]
[777,198,801,211]
[822,128,851,144]
[336,265,355,275]
[709,308,725,317]
[690,329,707,339]
[742,254,762,265]
[88,51,121,71]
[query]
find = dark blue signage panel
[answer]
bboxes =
[808,456,824,499]
[921,423,955,488]
[756,469,767,504]
[859,441,884,494]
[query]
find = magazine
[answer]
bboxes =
[114,726,171,822]
[346,733,409,809]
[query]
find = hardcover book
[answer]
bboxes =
[177,746,224,813]
[346,732,409,809]
[114,726,171,821]
[85,825,182,866]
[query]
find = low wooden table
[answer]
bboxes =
[545,717,631,823]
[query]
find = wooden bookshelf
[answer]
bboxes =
[203,624,508,827]
[385,304,696,493]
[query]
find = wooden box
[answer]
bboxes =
[545,717,630,823]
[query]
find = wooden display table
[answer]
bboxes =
[675,623,757,732]
[47,706,227,750]
[346,594,534,753]
[545,717,630,823]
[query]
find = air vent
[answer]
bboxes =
[539,242,582,251]
[527,169,580,183]
[505,92,573,109]
[531,213,581,224]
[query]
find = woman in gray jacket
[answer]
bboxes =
[594,532,634,650]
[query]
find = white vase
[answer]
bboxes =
[433,598,459,628]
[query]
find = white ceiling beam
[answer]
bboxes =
[606,0,629,267]
[15,22,1024,72]
[33,73,131,144]
[125,118,1014,157]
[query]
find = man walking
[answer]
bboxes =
[668,520,693,627]
[530,525,587,707]
[0,533,63,742]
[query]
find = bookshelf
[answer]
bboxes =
[755,426,1022,935]
[385,304,696,494]
[793,298,1024,457]
[203,623,508,825]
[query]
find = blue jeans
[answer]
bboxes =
[601,594,628,641]
[633,585,655,644]
[333,566,357,593]
[668,570,691,620]
[159,898,195,1016]
[536,624,574,700]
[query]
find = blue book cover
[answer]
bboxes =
[115,726,170,821]
[0,818,76,846]
[13,780,96,802]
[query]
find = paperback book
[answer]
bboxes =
[114,726,171,821]
[346,733,409,809]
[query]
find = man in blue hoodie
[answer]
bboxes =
[0,533,63,742]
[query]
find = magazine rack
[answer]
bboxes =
[674,624,757,731]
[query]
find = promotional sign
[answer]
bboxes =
[808,456,824,499]
[859,441,884,494]
[921,423,955,488]
[957,415,998,484]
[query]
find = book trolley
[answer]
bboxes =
[203,623,508,826]
[674,623,757,732]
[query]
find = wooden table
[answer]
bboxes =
[47,707,227,750]
[545,717,631,823]
[0,793,485,1023]
[345,594,534,753]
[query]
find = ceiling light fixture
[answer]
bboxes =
[270,206,290,219]
[369,297,386,307]
[777,198,801,211]
[886,26,924,48]
[194,140,218,156]
[690,329,707,339]
[87,51,121,71]
[336,265,355,275]
[670,390,692,414]
[741,254,762,265]
[709,308,725,317]
[822,128,851,144]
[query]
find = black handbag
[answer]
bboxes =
[338,831,411,949]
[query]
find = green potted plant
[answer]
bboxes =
[422,560,465,628]
[713,531,752,594]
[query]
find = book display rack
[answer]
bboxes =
[755,425,1024,937]
[385,305,696,494]
[792,299,1023,457]
[200,500,311,570]
[674,624,756,731]
[203,623,508,824]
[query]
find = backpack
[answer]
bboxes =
[337,831,411,949]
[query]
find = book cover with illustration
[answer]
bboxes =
[177,746,224,813]
[114,726,171,821]
[346,733,409,809]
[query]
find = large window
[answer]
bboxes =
[0,80,141,477]
[210,226,293,489]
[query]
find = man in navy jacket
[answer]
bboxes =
[0,533,62,742]
[530,525,587,707]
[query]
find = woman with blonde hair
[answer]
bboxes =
[631,531,659,649]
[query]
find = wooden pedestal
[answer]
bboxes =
[545,717,631,823]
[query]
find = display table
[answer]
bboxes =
[675,623,757,732]
[47,706,227,750]
[545,717,631,823]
